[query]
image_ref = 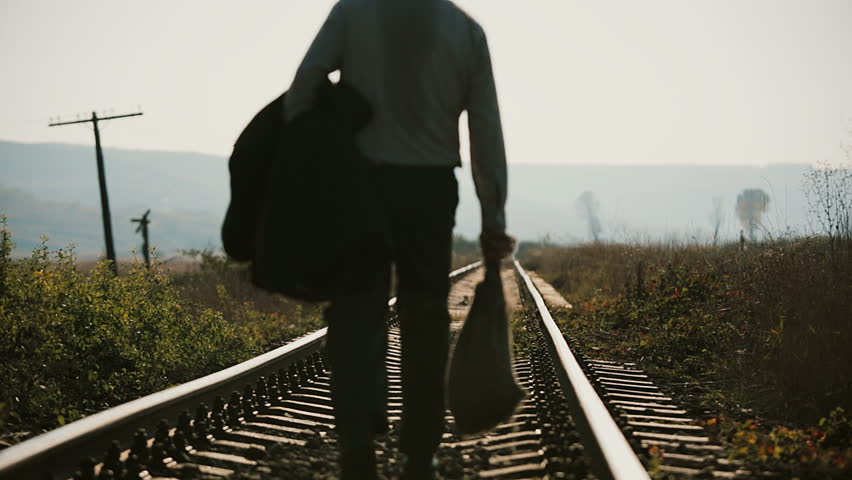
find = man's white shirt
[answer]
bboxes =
[285,0,507,233]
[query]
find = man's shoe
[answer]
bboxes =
[400,453,438,480]
[340,446,378,480]
[371,413,389,435]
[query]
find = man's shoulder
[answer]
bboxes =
[442,0,483,30]
[336,0,487,43]
[437,0,487,46]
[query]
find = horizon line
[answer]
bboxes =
[1,138,815,168]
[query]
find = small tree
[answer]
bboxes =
[803,160,852,247]
[709,197,724,246]
[736,189,770,242]
[575,191,602,243]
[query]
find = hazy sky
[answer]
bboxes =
[2,1,851,166]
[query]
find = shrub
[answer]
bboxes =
[700,408,852,478]
[523,238,852,424]
[0,220,259,439]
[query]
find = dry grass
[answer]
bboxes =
[523,238,852,425]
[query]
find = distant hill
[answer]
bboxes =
[2,141,226,258]
[1,140,812,258]
[0,186,221,258]
[0,141,228,214]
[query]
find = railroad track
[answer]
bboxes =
[0,260,742,480]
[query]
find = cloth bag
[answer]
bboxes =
[447,264,526,435]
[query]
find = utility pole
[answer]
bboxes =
[49,111,143,275]
[132,209,151,266]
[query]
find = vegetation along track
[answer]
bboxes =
[0,260,751,480]
[515,262,764,480]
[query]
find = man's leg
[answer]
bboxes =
[324,273,390,478]
[397,293,452,463]
[385,167,458,470]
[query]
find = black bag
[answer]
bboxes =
[447,264,526,435]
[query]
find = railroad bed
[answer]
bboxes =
[0,261,751,480]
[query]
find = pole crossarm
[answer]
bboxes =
[49,112,143,127]
[131,209,151,233]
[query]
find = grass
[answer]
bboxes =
[452,234,480,270]
[522,238,852,477]
[169,249,325,349]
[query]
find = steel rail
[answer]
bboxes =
[0,260,482,480]
[514,260,651,480]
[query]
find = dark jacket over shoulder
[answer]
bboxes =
[222,81,386,301]
[222,93,285,262]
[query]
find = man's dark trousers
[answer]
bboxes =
[324,165,458,472]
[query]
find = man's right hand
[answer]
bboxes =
[480,230,516,264]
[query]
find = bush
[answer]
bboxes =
[0,221,259,440]
[700,408,852,478]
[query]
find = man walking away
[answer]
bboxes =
[284,0,513,478]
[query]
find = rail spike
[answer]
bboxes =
[288,364,301,392]
[177,410,193,443]
[130,428,149,464]
[276,367,289,394]
[312,351,326,375]
[211,396,228,433]
[97,468,116,480]
[317,350,328,373]
[103,440,123,474]
[77,456,96,480]
[256,376,270,404]
[123,453,143,479]
[298,359,310,385]
[170,429,191,462]
[194,403,210,443]
[227,391,244,427]
[149,441,168,470]
[242,384,257,418]
[155,419,171,447]
[267,372,282,400]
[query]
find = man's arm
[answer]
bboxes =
[284,2,345,121]
[467,26,511,259]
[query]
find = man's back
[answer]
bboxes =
[286,0,507,232]
[340,0,478,167]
